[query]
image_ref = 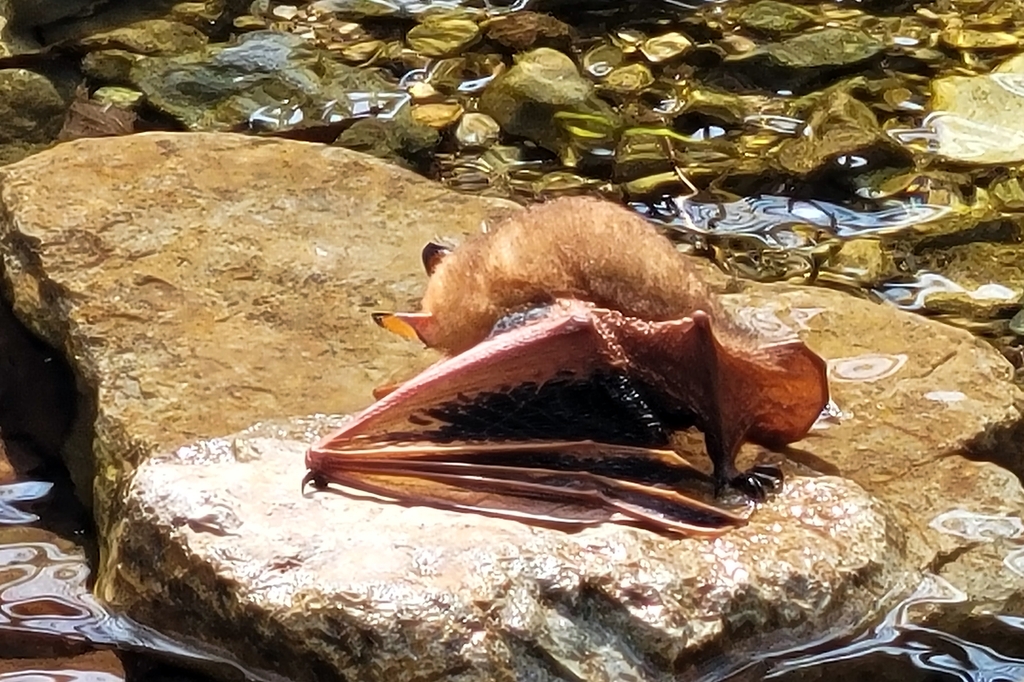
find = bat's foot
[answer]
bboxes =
[718,464,783,502]
[301,470,329,492]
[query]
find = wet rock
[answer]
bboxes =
[764,26,885,68]
[921,290,1020,322]
[114,425,907,682]
[484,11,573,51]
[0,0,40,57]
[926,52,1024,165]
[57,86,137,142]
[776,88,891,175]
[0,68,67,165]
[0,132,517,516]
[455,111,500,148]
[4,0,109,30]
[913,242,1024,303]
[410,101,462,129]
[92,85,143,107]
[479,47,620,162]
[406,15,480,58]
[822,237,894,286]
[310,0,429,20]
[121,31,438,160]
[101,276,1024,681]
[940,26,1018,51]
[735,0,816,35]
[76,18,208,55]
[81,49,139,83]
[639,31,692,63]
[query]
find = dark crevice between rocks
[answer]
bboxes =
[0,215,100,515]
[544,583,678,674]
[0,284,91,545]
[505,637,581,682]
[963,399,1024,487]
[926,542,980,576]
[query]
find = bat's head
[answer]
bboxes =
[387,196,716,355]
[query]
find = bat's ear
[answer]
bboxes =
[421,242,451,275]
[372,311,438,347]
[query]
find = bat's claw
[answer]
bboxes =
[720,464,784,502]
[301,470,329,493]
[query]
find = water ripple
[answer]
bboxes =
[640,195,951,241]
[0,482,54,524]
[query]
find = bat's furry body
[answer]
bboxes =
[414,197,733,354]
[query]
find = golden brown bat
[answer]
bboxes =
[304,197,829,535]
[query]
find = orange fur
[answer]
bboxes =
[419,196,722,355]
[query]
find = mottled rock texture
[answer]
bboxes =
[1,132,1023,681]
[0,132,517,525]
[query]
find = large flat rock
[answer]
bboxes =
[2,133,1024,681]
[0,132,516,520]
[118,422,905,682]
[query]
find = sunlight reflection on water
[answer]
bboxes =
[760,575,1024,682]
[0,673,122,682]
[0,539,282,682]
[639,194,951,241]
[0,482,53,524]
[876,271,1020,311]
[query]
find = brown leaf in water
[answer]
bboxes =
[58,87,137,142]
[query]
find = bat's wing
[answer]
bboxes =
[616,312,828,495]
[304,445,745,535]
[319,300,669,449]
[307,301,747,535]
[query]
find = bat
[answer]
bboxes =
[304,197,830,535]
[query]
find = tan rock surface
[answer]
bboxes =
[2,132,1024,681]
[0,132,517,523]
[115,424,903,682]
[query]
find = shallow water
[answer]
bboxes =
[2,0,1024,678]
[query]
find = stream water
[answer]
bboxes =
[1,0,1024,679]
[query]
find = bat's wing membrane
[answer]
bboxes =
[307,303,749,535]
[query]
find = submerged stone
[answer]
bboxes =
[479,47,620,162]
[75,18,208,55]
[485,12,573,51]
[765,26,885,68]
[0,0,41,57]
[406,15,480,57]
[120,30,437,159]
[776,88,889,175]
[0,68,66,165]
[735,0,816,34]
[925,52,1024,165]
